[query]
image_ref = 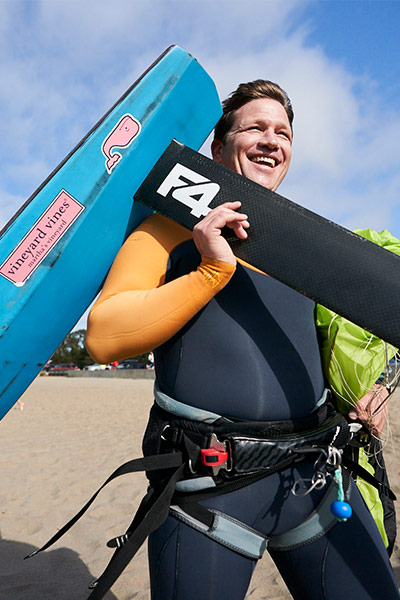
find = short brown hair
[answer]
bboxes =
[214,79,294,142]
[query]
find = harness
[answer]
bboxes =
[26,386,394,600]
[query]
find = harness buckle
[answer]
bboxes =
[201,433,231,475]
[201,448,229,466]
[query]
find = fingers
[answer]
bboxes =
[348,385,389,436]
[214,208,249,239]
[192,202,250,265]
[226,220,249,241]
[203,203,249,234]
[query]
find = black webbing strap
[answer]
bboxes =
[134,140,400,348]
[88,462,185,599]
[173,499,215,529]
[342,454,396,500]
[25,452,182,558]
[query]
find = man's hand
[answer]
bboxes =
[192,201,249,265]
[348,384,389,436]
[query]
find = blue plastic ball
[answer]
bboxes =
[331,501,352,519]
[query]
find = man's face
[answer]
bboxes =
[211,98,292,191]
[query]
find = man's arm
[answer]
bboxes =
[85,213,236,363]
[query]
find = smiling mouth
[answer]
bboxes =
[251,156,276,168]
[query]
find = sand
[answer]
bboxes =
[1,376,400,599]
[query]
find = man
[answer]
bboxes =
[86,80,399,599]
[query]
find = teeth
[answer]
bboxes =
[252,156,276,167]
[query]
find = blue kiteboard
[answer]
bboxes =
[0,46,222,419]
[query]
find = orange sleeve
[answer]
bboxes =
[85,213,236,363]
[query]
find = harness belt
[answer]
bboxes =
[153,385,350,481]
[27,386,390,600]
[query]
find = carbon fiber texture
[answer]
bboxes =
[135,140,400,348]
[232,424,346,473]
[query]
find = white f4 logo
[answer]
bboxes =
[156,163,220,218]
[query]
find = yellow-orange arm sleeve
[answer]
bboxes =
[85,214,235,363]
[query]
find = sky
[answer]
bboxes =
[1,0,400,328]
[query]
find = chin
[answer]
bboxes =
[244,168,276,190]
[254,176,275,190]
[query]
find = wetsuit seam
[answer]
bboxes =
[321,535,329,600]
[170,337,183,398]
[173,522,181,600]
[152,522,180,599]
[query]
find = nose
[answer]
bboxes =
[258,128,279,149]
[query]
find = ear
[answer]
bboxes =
[211,139,224,163]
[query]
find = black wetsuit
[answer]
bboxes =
[147,240,399,600]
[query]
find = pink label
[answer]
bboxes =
[0,190,85,286]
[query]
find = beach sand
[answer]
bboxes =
[1,376,400,599]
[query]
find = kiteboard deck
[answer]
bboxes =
[135,140,400,349]
[0,47,222,419]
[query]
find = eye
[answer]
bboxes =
[245,125,262,132]
[278,130,291,140]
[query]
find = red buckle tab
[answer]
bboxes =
[201,448,229,467]
[200,433,231,475]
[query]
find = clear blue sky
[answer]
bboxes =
[1,1,399,328]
